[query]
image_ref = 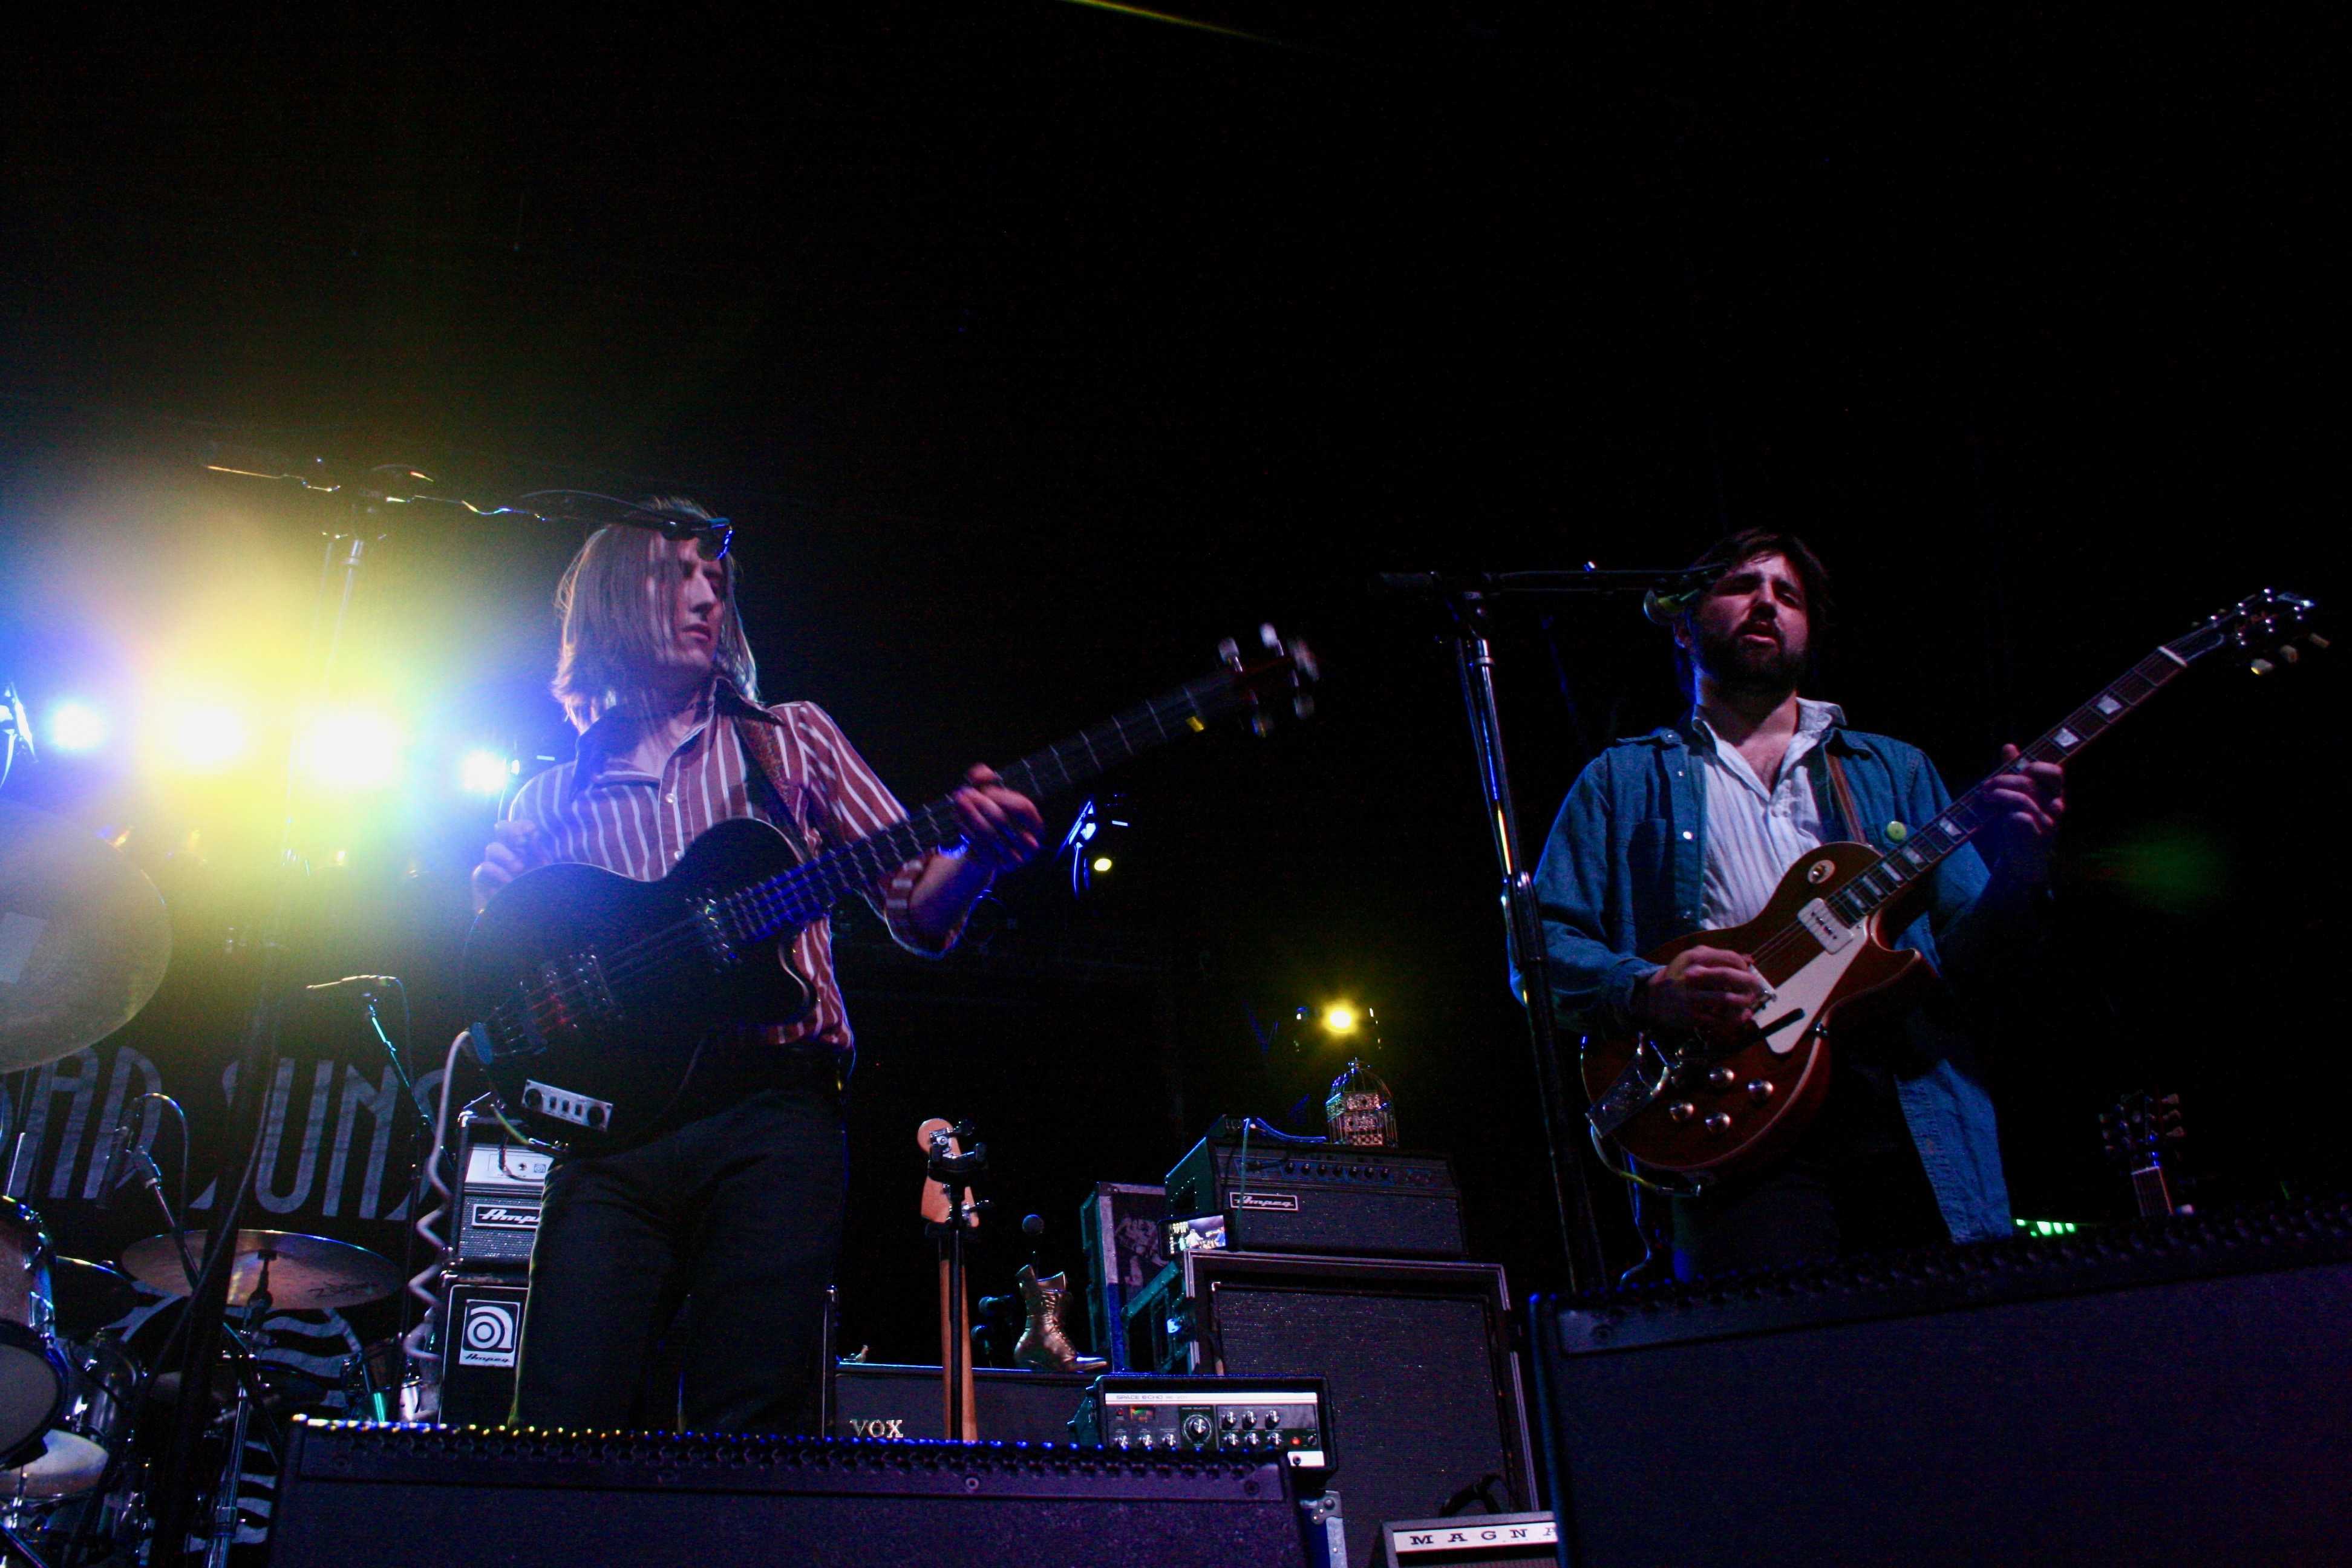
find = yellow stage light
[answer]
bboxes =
[1322,1004,1359,1034]
[459,749,511,797]
[299,709,406,791]
[165,703,251,773]
[1091,855,1115,874]
[49,702,108,753]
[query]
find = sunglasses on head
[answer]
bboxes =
[617,511,734,560]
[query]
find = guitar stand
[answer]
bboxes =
[924,1124,988,1442]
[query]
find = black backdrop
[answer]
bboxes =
[1,5,2341,1373]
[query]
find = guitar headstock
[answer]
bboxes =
[1217,624,1320,737]
[2099,1091,2184,1171]
[916,1116,983,1230]
[2174,587,2324,676]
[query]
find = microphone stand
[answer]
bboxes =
[1380,565,1716,1294]
[149,485,390,1564]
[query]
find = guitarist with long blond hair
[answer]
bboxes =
[468,500,1043,1432]
[1534,528,2064,1278]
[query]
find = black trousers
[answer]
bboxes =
[511,1063,845,1434]
[1669,1057,1948,1280]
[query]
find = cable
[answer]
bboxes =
[400,1029,472,1374]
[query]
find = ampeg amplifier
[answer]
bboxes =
[453,1111,550,1268]
[436,1274,528,1427]
[1534,1200,2352,1567]
[1166,1120,1463,1260]
[1070,1374,1331,1471]
[270,1420,1313,1568]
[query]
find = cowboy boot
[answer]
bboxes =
[1013,1265,1107,1375]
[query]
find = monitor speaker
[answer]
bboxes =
[271,1419,1312,1568]
[1532,1201,2352,1566]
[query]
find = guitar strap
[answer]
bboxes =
[1822,742,1867,843]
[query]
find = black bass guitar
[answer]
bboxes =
[462,630,1315,1148]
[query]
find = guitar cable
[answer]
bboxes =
[400,1030,473,1377]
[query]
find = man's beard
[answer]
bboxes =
[1693,621,1806,697]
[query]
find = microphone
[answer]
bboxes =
[2,684,31,764]
[303,974,402,993]
[94,1123,132,1210]
[1642,586,1705,626]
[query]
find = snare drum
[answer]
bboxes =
[1,1334,135,1501]
[0,1198,66,1465]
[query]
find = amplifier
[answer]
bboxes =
[1534,1200,2352,1567]
[1166,1123,1463,1261]
[830,1361,1091,1443]
[270,1420,1313,1568]
[436,1273,528,1427]
[1070,1373,1331,1471]
[1383,1512,1558,1568]
[1077,1180,1167,1370]
[1129,1250,1535,1568]
[452,1112,549,1269]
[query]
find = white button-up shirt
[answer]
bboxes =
[1694,699,1846,930]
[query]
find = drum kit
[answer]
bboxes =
[1,800,409,1566]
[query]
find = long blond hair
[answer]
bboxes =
[549,497,760,730]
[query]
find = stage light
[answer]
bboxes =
[1091,855,1114,874]
[299,709,405,791]
[164,702,250,773]
[1322,1003,1359,1034]
[48,702,107,753]
[459,749,511,797]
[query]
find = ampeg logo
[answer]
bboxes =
[457,1298,522,1367]
[1230,1191,1300,1212]
[469,1201,541,1230]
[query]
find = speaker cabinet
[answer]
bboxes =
[1532,1201,2352,1567]
[272,1420,1311,1568]
[1149,1250,1535,1568]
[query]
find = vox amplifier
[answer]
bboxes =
[829,1361,1092,1443]
[1166,1122,1463,1261]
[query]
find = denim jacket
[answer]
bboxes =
[1532,716,2028,1244]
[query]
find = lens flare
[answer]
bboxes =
[459,749,512,797]
[164,703,251,773]
[48,702,108,753]
[299,709,406,791]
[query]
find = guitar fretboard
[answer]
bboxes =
[1821,617,2236,927]
[734,667,1262,942]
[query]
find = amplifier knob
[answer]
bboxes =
[1265,1410,1282,1428]
[1181,1413,1212,1445]
[1243,1431,1261,1449]
[1114,1435,1131,1451]
[1707,1065,1737,1087]
[1746,1079,1776,1101]
[1667,1102,1697,1123]
[1704,1112,1733,1134]
[1220,1413,1236,1429]
[1137,1432,1155,1450]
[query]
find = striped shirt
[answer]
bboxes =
[1693,698,1847,930]
[503,682,951,1058]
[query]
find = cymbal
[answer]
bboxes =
[0,800,172,1071]
[119,1230,401,1312]
[50,1256,142,1334]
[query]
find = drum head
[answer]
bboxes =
[0,1428,107,1499]
[0,1322,64,1465]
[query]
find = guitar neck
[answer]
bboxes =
[741,667,1256,941]
[1823,618,2235,927]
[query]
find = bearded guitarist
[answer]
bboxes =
[1533,528,2065,1279]
[467,500,1044,1432]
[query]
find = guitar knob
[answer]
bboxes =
[1746,1079,1776,1102]
[1668,1102,1698,1123]
[1707,1066,1737,1088]
[1704,1112,1733,1135]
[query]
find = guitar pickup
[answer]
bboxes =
[1797,898,1860,953]
[522,1080,613,1132]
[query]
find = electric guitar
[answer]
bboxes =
[1582,588,2319,1187]
[462,630,1316,1148]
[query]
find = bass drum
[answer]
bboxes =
[0,1198,66,1465]
[1,1332,137,1501]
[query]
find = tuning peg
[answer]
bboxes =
[2250,657,2275,676]
[2159,1094,2181,1108]
[2279,645,2301,664]
[2307,633,2330,650]
[1251,711,1274,739]
[1293,693,1315,720]
[1218,636,1242,670]
[1259,624,1282,652]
